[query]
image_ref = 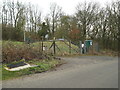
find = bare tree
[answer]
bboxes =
[76,2,100,41]
[49,3,62,37]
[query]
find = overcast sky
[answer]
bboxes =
[1,0,116,16]
[17,0,116,15]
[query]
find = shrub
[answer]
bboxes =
[2,41,43,63]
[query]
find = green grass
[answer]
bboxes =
[2,40,79,55]
[0,64,2,80]
[1,40,78,80]
[34,41,79,55]
[2,40,24,45]
[2,59,63,80]
[0,40,2,44]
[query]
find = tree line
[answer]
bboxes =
[1,0,119,51]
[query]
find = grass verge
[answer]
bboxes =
[2,59,64,80]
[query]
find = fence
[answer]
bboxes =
[40,39,80,55]
[26,37,99,56]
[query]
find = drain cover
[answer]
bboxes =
[7,61,27,69]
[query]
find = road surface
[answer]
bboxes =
[2,56,118,88]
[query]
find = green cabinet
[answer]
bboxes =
[84,40,92,53]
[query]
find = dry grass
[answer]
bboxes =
[2,41,43,63]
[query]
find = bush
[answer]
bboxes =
[2,41,43,63]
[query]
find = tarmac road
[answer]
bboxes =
[2,56,118,88]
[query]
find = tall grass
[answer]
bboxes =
[2,41,43,63]
[2,40,80,63]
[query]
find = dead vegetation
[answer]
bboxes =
[2,41,43,63]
